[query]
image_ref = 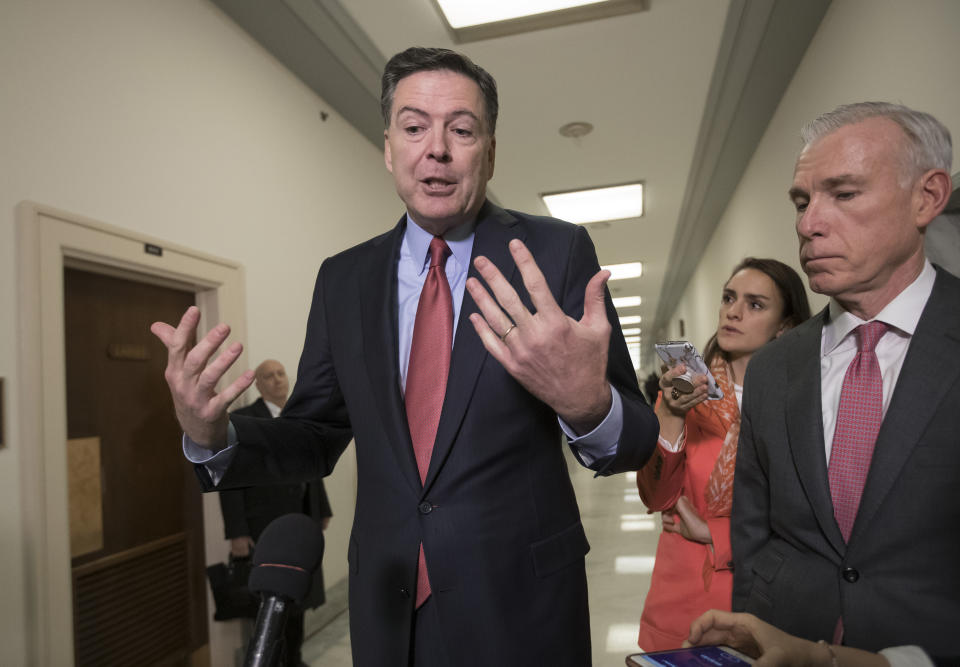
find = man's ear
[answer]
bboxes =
[915,168,952,230]
[384,130,393,174]
[486,136,496,180]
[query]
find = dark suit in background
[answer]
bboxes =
[219,397,332,666]
[211,204,657,666]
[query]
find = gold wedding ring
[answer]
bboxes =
[500,324,516,342]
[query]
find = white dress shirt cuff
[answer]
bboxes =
[657,428,686,453]
[879,646,933,667]
[559,385,623,467]
[182,420,239,486]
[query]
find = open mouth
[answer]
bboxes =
[421,177,456,193]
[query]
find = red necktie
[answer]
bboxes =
[828,321,888,542]
[405,236,453,608]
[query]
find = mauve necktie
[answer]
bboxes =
[404,236,453,608]
[828,320,888,542]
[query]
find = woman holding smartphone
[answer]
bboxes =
[636,257,811,651]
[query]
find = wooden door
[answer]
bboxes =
[64,267,208,666]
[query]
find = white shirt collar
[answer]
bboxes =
[263,399,282,418]
[823,259,936,355]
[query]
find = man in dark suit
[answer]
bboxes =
[152,47,658,666]
[731,102,957,665]
[218,359,331,667]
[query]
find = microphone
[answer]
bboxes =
[243,513,324,667]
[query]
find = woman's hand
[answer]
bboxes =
[662,496,712,544]
[658,363,709,417]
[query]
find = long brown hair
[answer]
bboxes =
[702,257,811,367]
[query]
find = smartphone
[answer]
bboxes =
[654,340,723,400]
[627,645,755,666]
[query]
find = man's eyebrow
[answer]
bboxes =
[396,105,428,119]
[821,174,865,189]
[788,186,807,201]
[447,109,479,122]
[395,106,480,123]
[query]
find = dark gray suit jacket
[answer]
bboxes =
[199,202,659,666]
[732,266,960,660]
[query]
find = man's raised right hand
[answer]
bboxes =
[150,306,254,449]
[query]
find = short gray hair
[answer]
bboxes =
[801,102,952,183]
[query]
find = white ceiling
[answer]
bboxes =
[210,0,830,367]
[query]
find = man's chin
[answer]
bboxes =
[409,205,478,234]
[806,273,840,296]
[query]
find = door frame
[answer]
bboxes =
[15,201,247,665]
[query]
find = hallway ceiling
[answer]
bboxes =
[211,0,830,369]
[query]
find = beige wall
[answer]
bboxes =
[0,0,399,663]
[662,0,960,360]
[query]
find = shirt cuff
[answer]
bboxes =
[181,421,239,486]
[560,385,623,467]
[879,646,933,667]
[657,428,686,453]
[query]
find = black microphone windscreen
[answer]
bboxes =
[248,513,324,603]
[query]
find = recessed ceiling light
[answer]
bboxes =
[622,327,641,336]
[602,262,643,280]
[619,315,641,325]
[542,182,644,224]
[613,296,641,309]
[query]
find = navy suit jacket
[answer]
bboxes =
[732,266,960,661]
[202,202,658,666]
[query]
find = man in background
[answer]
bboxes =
[219,359,331,667]
[732,102,958,665]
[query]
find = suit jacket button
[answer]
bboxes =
[418,501,433,514]
[842,567,859,583]
[399,586,410,598]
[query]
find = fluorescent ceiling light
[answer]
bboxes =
[436,0,610,28]
[433,0,649,42]
[602,262,643,281]
[623,337,641,345]
[622,327,641,336]
[542,182,644,224]
[619,315,642,326]
[613,296,641,309]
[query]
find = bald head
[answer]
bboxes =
[254,359,289,408]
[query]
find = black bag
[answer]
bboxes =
[205,554,259,621]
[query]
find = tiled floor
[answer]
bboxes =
[302,450,658,666]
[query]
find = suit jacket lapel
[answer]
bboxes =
[360,216,423,493]
[423,203,522,492]
[785,309,845,555]
[852,269,960,542]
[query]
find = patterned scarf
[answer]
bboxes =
[700,357,740,517]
